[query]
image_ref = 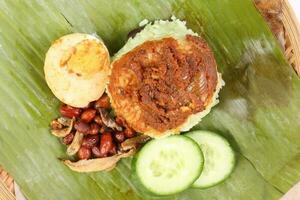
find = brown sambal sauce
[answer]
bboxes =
[109,35,218,133]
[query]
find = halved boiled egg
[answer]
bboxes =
[44,33,110,108]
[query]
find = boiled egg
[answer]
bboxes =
[44,33,110,107]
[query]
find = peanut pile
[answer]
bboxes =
[50,94,138,161]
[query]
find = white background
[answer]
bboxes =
[289,0,300,21]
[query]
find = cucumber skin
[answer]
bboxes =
[131,135,204,196]
[192,155,236,189]
[131,156,161,197]
[186,131,236,189]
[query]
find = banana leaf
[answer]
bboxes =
[0,0,300,199]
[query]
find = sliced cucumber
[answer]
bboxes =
[133,135,204,195]
[186,130,235,188]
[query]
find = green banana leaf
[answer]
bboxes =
[0,0,299,199]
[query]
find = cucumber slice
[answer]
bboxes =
[186,130,235,188]
[133,135,204,195]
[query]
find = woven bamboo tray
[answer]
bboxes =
[0,0,299,199]
[282,1,300,74]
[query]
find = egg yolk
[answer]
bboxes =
[60,39,107,77]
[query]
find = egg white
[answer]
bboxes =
[44,33,110,108]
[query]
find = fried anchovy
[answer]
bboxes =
[63,149,135,172]
[98,108,122,131]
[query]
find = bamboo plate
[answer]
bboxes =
[0,0,299,199]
